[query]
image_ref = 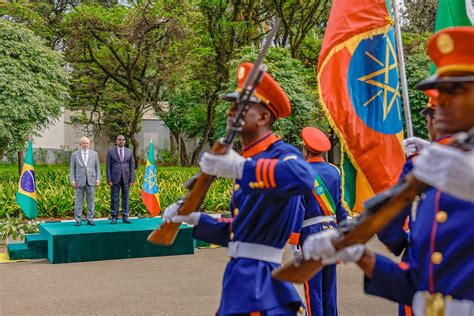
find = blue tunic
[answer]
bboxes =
[365,189,474,305]
[377,157,413,256]
[193,132,314,315]
[300,158,348,316]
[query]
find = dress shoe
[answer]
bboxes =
[75,221,81,226]
[87,221,96,226]
[122,218,132,224]
[111,217,117,225]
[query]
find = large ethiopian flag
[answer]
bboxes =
[317,0,405,213]
[141,142,161,216]
[16,141,38,219]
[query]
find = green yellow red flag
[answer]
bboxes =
[317,0,405,213]
[16,141,38,219]
[141,142,161,216]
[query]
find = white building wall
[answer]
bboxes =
[32,113,65,150]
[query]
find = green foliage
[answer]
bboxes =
[0,165,232,220]
[0,19,69,154]
[63,2,196,163]
[402,33,431,139]
[33,148,48,165]
[214,47,327,148]
[402,0,437,33]
[0,213,39,241]
[404,53,431,139]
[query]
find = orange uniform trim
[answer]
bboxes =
[307,156,325,163]
[250,312,261,316]
[304,281,312,316]
[217,218,233,223]
[262,159,271,188]
[256,159,263,183]
[403,217,409,232]
[242,132,279,158]
[288,232,300,245]
[268,159,278,188]
[436,135,452,145]
[404,305,413,316]
[398,261,410,271]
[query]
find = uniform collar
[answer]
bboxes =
[434,135,452,145]
[242,132,279,158]
[307,156,325,163]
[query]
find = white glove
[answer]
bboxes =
[162,202,201,226]
[320,244,365,265]
[413,144,474,203]
[302,229,340,260]
[302,229,364,264]
[199,149,246,179]
[402,137,430,157]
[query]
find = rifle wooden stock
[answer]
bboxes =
[147,142,227,246]
[272,174,428,283]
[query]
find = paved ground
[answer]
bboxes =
[0,238,397,315]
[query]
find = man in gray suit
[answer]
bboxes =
[106,135,135,224]
[70,136,101,226]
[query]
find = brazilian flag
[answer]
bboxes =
[16,141,37,219]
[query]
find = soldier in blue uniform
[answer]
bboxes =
[301,27,474,315]
[299,127,348,316]
[163,62,315,315]
[376,97,446,316]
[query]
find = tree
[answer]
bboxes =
[402,0,437,33]
[213,47,328,148]
[63,2,194,165]
[0,19,69,172]
[272,0,330,59]
[402,32,432,139]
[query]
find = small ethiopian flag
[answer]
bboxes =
[16,141,38,219]
[141,141,161,216]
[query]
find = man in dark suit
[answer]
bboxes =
[106,135,135,224]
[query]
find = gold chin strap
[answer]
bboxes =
[424,292,450,316]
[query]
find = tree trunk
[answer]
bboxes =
[179,136,189,166]
[129,132,139,169]
[17,151,24,176]
[191,96,216,165]
[171,131,189,166]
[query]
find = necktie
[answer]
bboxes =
[120,148,124,162]
[83,151,88,166]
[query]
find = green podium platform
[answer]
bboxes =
[8,218,195,264]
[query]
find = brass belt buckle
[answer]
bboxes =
[424,292,445,316]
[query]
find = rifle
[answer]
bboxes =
[272,129,474,284]
[147,19,281,246]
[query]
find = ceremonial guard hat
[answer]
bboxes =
[417,27,474,90]
[221,63,291,119]
[420,90,438,116]
[301,127,331,153]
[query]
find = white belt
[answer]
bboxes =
[228,241,283,264]
[302,216,336,228]
[412,291,474,316]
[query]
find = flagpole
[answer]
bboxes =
[391,0,414,138]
